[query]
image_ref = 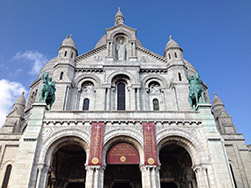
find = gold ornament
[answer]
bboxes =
[147,157,154,165]
[120,156,126,162]
[92,157,99,164]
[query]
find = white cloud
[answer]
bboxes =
[0,79,27,127]
[13,50,48,75]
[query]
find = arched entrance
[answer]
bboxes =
[46,142,86,188]
[104,143,142,188]
[159,144,197,188]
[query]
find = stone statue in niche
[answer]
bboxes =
[116,39,126,61]
[149,82,160,94]
[82,82,94,93]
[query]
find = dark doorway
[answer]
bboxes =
[47,142,86,187]
[112,182,132,188]
[104,165,141,188]
[161,182,177,188]
[66,182,84,188]
[159,144,197,188]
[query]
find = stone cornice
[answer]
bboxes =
[140,69,167,73]
[43,119,201,126]
[75,68,103,73]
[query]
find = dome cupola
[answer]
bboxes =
[14,91,26,117]
[15,91,26,106]
[58,34,78,60]
[59,34,77,50]
[164,35,183,62]
[212,92,224,108]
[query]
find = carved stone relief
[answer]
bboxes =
[94,55,102,62]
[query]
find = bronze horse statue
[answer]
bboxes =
[186,72,205,109]
[40,72,56,110]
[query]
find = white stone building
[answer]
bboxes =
[0,8,250,188]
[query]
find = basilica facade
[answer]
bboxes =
[0,9,250,188]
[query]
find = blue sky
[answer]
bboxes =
[0,0,250,143]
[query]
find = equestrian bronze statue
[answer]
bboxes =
[40,72,56,110]
[186,71,205,110]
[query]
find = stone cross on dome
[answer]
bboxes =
[115,7,125,26]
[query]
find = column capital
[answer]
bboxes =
[140,165,160,171]
[85,165,106,171]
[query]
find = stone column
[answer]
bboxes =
[150,166,161,188]
[106,88,111,110]
[35,163,44,188]
[136,88,140,110]
[129,40,137,61]
[140,165,160,188]
[85,166,105,188]
[40,164,51,188]
[140,166,151,188]
[85,166,94,188]
[129,87,136,110]
[193,167,202,188]
[193,165,211,188]
[106,40,113,61]
[76,88,82,110]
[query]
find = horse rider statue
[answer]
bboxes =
[186,71,205,110]
[40,72,56,110]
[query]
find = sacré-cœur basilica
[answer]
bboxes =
[0,8,250,188]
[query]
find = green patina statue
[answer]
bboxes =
[186,72,205,109]
[40,72,56,110]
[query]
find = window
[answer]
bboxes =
[229,164,237,188]
[174,52,177,58]
[83,98,89,110]
[1,165,12,188]
[60,72,64,80]
[71,52,73,58]
[168,53,171,59]
[178,73,182,81]
[64,51,67,57]
[117,83,125,110]
[153,99,159,111]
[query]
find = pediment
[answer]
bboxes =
[76,45,106,65]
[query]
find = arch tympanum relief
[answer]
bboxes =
[103,138,142,188]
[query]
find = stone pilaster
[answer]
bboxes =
[197,103,235,188]
[9,102,47,188]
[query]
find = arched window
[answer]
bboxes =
[1,165,12,188]
[83,98,89,110]
[117,83,125,110]
[168,53,171,59]
[71,52,74,58]
[60,72,64,80]
[153,99,159,111]
[174,52,177,58]
[64,51,67,57]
